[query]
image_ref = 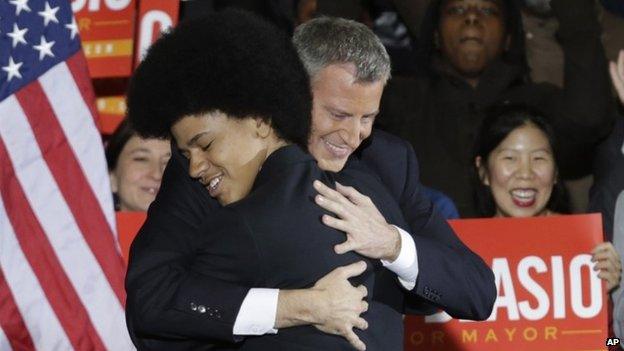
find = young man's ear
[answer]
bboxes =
[475,156,490,186]
[253,117,272,138]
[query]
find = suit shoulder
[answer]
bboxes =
[370,130,412,151]
[233,159,323,214]
[363,129,416,167]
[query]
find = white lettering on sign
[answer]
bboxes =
[570,254,602,318]
[72,0,131,12]
[425,254,602,323]
[517,256,550,320]
[137,10,173,61]
[489,258,520,321]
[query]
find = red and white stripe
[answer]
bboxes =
[0,55,133,350]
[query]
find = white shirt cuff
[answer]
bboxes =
[381,225,418,290]
[232,288,279,335]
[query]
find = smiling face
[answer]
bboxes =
[438,0,508,80]
[307,63,385,172]
[172,111,285,206]
[477,123,557,218]
[109,135,171,211]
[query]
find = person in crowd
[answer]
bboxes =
[105,118,171,211]
[612,50,624,105]
[590,49,624,239]
[125,13,495,351]
[473,104,621,292]
[422,186,460,219]
[612,190,624,343]
[379,0,613,217]
[606,49,624,343]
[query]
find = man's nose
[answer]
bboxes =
[188,154,210,179]
[343,118,363,149]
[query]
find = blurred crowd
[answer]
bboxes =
[105,0,624,344]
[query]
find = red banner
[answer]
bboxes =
[72,0,136,78]
[116,211,146,264]
[134,0,179,67]
[405,214,607,351]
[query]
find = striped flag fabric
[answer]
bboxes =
[0,0,133,349]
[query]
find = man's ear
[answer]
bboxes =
[109,171,118,193]
[254,117,272,138]
[553,168,558,185]
[475,156,490,186]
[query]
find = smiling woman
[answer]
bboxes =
[473,104,621,291]
[105,119,171,211]
[473,104,565,217]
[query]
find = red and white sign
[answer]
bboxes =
[72,0,136,77]
[134,0,179,67]
[405,214,607,351]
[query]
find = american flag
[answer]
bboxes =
[0,0,133,349]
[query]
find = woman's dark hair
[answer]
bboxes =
[105,118,136,171]
[126,9,312,149]
[472,104,569,217]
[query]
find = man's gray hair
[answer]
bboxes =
[293,17,391,83]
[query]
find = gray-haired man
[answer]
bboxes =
[126,16,495,350]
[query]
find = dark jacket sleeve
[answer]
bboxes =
[537,0,614,179]
[589,117,624,240]
[125,151,250,346]
[360,132,496,320]
[398,138,496,320]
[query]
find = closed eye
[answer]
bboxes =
[331,113,350,119]
[362,115,376,124]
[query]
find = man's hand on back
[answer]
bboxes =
[313,180,401,262]
[275,261,369,351]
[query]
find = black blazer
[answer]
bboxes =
[125,130,496,349]
[189,145,407,350]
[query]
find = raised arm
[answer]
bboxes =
[538,0,614,178]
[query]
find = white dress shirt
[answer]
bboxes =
[232,226,418,335]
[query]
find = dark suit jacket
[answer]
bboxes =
[188,145,407,350]
[125,129,496,349]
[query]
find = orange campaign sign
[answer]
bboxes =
[134,0,179,67]
[404,214,607,351]
[116,211,146,264]
[72,0,137,77]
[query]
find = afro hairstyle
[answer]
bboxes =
[126,9,312,149]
